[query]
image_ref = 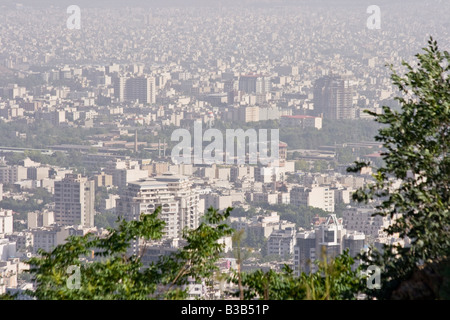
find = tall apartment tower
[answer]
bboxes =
[113,76,127,102]
[313,75,355,119]
[116,173,200,241]
[239,75,271,94]
[125,76,156,104]
[316,214,345,262]
[54,174,95,228]
[293,214,365,276]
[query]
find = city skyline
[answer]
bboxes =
[0,0,448,303]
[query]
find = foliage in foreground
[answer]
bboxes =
[349,37,450,299]
[2,205,368,300]
[228,248,365,300]
[23,206,233,300]
[3,39,449,300]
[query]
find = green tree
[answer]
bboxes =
[228,249,364,300]
[21,206,233,300]
[349,38,450,299]
[0,188,52,214]
[312,160,329,173]
[295,159,309,171]
[94,211,119,230]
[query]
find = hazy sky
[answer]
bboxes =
[0,0,442,8]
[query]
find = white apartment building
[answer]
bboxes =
[31,225,92,254]
[290,185,335,212]
[342,207,394,240]
[267,227,296,257]
[0,209,13,236]
[0,238,16,261]
[203,193,232,211]
[27,210,54,229]
[230,165,254,182]
[0,165,27,184]
[116,173,201,241]
[105,159,149,189]
[230,212,296,239]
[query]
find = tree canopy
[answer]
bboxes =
[349,37,450,299]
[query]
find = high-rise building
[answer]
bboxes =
[116,173,201,241]
[343,231,366,258]
[239,75,271,94]
[255,76,271,94]
[236,105,259,123]
[113,76,127,102]
[54,174,95,228]
[316,214,345,262]
[267,227,296,257]
[294,230,317,274]
[125,76,156,104]
[293,214,365,275]
[313,75,355,119]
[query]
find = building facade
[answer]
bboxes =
[54,174,95,228]
[293,214,365,276]
[313,75,355,120]
[116,173,201,241]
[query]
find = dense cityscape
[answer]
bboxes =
[0,0,449,302]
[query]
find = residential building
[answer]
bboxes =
[116,173,201,240]
[26,167,50,180]
[105,159,149,189]
[0,238,16,261]
[93,172,113,188]
[290,185,335,212]
[113,76,127,102]
[0,210,13,236]
[27,210,54,229]
[313,75,355,120]
[293,214,365,275]
[239,75,271,94]
[342,206,395,240]
[0,165,27,184]
[54,174,95,228]
[203,193,232,211]
[267,227,296,257]
[126,76,156,104]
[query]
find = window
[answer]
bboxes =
[324,230,335,243]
